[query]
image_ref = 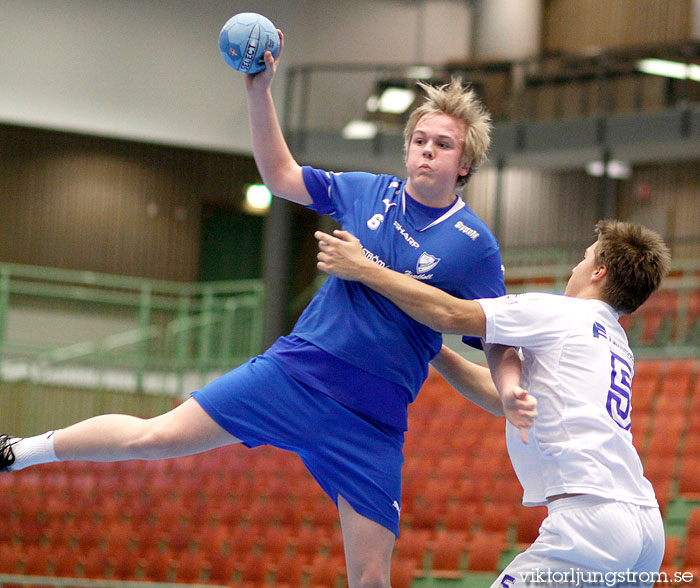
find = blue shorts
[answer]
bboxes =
[192,354,405,537]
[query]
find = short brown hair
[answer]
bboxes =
[403,77,492,187]
[594,220,671,314]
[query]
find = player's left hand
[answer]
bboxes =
[315,230,371,281]
[502,386,537,443]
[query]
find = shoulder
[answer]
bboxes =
[326,170,398,187]
[481,293,585,322]
[303,167,390,187]
[450,205,499,250]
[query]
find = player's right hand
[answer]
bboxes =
[315,230,371,281]
[245,29,284,92]
[502,386,537,443]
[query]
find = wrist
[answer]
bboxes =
[360,258,384,285]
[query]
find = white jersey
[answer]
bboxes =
[477,293,657,508]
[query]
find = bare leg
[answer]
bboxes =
[54,398,241,462]
[338,494,395,588]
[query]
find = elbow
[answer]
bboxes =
[257,160,299,194]
[433,298,486,337]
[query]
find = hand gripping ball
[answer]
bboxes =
[219,12,280,74]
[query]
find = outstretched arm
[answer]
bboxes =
[315,229,486,336]
[245,31,312,205]
[432,346,536,442]
[431,345,504,416]
[316,230,537,440]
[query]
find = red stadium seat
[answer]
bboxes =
[307,554,345,588]
[236,552,270,585]
[429,530,469,576]
[678,458,700,499]
[49,546,82,577]
[686,509,700,538]
[479,501,516,533]
[0,543,24,574]
[409,499,445,532]
[20,545,51,576]
[391,559,418,588]
[306,496,340,528]
[141,550,176,582]
[207,552,238,585]
[394,528,431,570]
[293,527,329,562]
[174,550,210,584]
[514,506,547,545]
[327,527,345,559]
[194,524,233,558]
[79,548,112,579]
[260,525,294,557]
[643,454,677,487]
[110,549,143,580]
[272,552,306,586]
[662,536,682,568]
[467,531,506,572]
[443,501,478,535]
[683,535,700,567]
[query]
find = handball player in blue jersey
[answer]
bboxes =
[1,31,535,587]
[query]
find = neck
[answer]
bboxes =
[405,181,457,208]
[568,285,604,301]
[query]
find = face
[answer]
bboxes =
[565,240,600,297]
[405,112,470,203]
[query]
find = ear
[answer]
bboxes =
[592,264,608,283]
[458,166,470,178]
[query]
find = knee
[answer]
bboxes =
[356,569,390,588]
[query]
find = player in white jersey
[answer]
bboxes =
[315,219,671,587]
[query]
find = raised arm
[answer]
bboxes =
[244,31,312,205]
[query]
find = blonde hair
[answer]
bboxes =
[403,77,492,186]
[594,220,671,314]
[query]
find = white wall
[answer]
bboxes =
[693,0,700,39]
[0,0,289,153]
[472,0,541,60]
[0,0,472,155]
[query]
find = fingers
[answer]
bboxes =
[508,387,536,444]
[515,388,537,414]
[266,30,284,64]
[332,229,359,243]
[314,229,360,245]
[314,231,336,273]
[314,230,335,245]
[276,30,284,61]
[519,426,529,444]
[262,29,283,71]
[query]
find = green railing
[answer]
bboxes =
[0,262,265,396]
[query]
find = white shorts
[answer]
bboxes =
[491,495,664,588]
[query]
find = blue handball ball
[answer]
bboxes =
[219,12,280,74]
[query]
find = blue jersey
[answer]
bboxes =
[269,167,504,429]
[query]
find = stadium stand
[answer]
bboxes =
[2,358,698,588]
